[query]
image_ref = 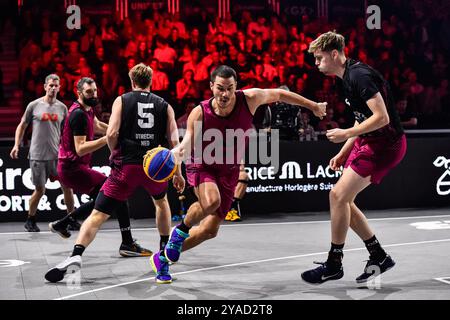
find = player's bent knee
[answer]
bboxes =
[89,210,109,226]
[329,188,349,204]
[203,199,220,214]
[200,227,219,240]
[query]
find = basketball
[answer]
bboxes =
[143,147,177,182]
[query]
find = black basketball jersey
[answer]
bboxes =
[114,90,168,165]
[337,58,403,138]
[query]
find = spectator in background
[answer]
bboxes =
[235,52,253,87]
[80,24,102,58]
[171,12,187,38]
[23,79,37,105]
[221,13,237,38]
[178,45,192,65]
[253,64,270,88]
[150,59,170,95]
[247,16,270,41]
[135,41,151,63]
[318,107,339,131]
[334,101,354,129]
[123,38,138,59]
[315,78,338,109]
[176,69,199,106]
[262,52,277,82]
[403,71,425,113]
[214,32,230,56]
[89,46,106,77]
[64,41,82,74]
[396,96,418,128]
[154,38,177,71]
[235,31,246,51]
[187,28,202,51]
[298,111,318,141]
[168,27,184,53]
[183,49,209,84]
[176,100,197,134]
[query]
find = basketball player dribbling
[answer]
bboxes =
[150,65,327,283]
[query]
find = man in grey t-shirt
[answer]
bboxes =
[10,74,75,232]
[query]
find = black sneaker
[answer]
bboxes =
[119,240,153,257]
[67,216,81,231]
[49,221,71,239]
[24,219,40,232]
[301,261,344,284]
[355,255,396,284]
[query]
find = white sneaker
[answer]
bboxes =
[44,255,82,283]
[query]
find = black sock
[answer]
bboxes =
[231,198,239,210]
[364,235,387,262]
[71,244,85,257]
[160,235,169,251]
[327,243,344,269]
[58,200,95,228]
[27,215,36,222]
[177,220,191,234]
[117,202,133,245]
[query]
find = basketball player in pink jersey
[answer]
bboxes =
[149,65,327,283]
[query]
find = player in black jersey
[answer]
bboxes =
[45,63,184,283]
[301,31,407,285]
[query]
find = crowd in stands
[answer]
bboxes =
[16,0,450,137]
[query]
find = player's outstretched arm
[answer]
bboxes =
[171,105,202,164]
[166,104,185,193]
[166,104,180,149]
[243,88,327,118]
[106,96,122,152]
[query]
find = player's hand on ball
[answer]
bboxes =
[329,152,347,171]
[172,174,185,193]
[313,102,327,119]
[326,128,349,143]
[171,146,184,165]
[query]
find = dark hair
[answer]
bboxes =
[76,77,95,92]
[210,65,237,82]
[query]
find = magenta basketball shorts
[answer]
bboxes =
[344,134,407,184]
[101,164,168,201]
[186,165,240,219]
[57,161,106,194]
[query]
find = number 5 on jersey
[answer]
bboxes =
[138,102,155,128]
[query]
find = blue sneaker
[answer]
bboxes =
[355,254,395,284]
[150,251,172,284]
[164,226,189,263]
[171,214,185,222]
[301,261,344,284]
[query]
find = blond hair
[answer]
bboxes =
[308,31,345,53]
[129,63,153,89]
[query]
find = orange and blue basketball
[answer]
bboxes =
[143,147,177,182]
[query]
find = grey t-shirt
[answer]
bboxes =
[24,98,68,160]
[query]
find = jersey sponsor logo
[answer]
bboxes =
[41,113,59,122]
